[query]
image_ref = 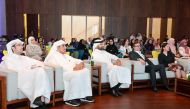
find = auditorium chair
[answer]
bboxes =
[0,66,55,109]
[92,59,132,95]
[51,63,91,105]
[122,58,176,92]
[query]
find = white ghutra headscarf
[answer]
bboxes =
[44,40,66,62]
[92,39,105,51]
[6,39,24,56]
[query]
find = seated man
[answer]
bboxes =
[92,39,131,96]
[0,39,51,108]
[129,41,169,92]
[44,40,94,107]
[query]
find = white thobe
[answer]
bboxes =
[0,54,51,107]
[92,49,131,88]
[45,52,92,101]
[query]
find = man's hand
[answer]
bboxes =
[125,54,129,57]
[138,58,146,65]
[73,64,80,71]
[79,62,85,69]
[168,64,171,67]
[73,62,84,71]
[112,59,122,66]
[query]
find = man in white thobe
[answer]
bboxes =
[0,39,51,108]
[92,39,131,96]
[44,40,94,107]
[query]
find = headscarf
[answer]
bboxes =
[92,39,104,51]
[180,39,189,54]
[180,39,188,47]
[167,38,175,45]
[44,40,66,62]
[6,39,24,56]
[167,38,176,55]
[28,36,35,45]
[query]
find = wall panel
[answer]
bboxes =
[6,0,187,40]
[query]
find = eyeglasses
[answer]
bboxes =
[13,44,23,47]
[134,45,140,47]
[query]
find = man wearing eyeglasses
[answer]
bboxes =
[129,42,169,92]
[0,39,51,108]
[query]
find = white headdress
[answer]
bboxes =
[44,40,66,62]
[6,39,24,55]
[28,36,35,45]
[167,38,175,45]
[92,39,104,51]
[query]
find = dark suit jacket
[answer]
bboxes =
[129,50,154,65]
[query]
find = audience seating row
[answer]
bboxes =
[92,58,176,94]
[0,64,91,109]
[0,58,176,108]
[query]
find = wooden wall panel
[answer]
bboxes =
[171,18,178,38]
[133,17,147,34]
[7,0,190,40]
[173,0,190,40]
[56,0,74,15]
[40,0,55,14]
[118,17,132,38]
[177,17,190,37]
[15,14,24,34]
[41,14,61,41]
[178,0,190,17]
[105,17,114,36]
[27,14,38,36]
[22,0,40,14]
[6,13,16,35]
[54,14,62,39]
[119,17,133,38]
[6,0,15,14]
[46,15,57,41]
[150,0,165,17]
[15,0,23,13]
[74,0,92,15]
[105,0,121,16]
[104,16,146,38]
[160,18,167,42]
[166,0,177,17]
[91,0,106,16]
[105,17,125,37]
[132,0,150,17]
[40,14,48,39]
[120,0,131,16]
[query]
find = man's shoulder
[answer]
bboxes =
[128,51,140,60]
[129,50,136,55]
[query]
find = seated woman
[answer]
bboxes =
[154,38,161,50]
[106,38,119,56]
[69,38,79,49]
[167,38,176,54]
[178,39,190,57]
[119,38,132,58]
[158,42,186,78]
[26,36,43,61]
[77,39,90,60]
[144,39,154,54]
